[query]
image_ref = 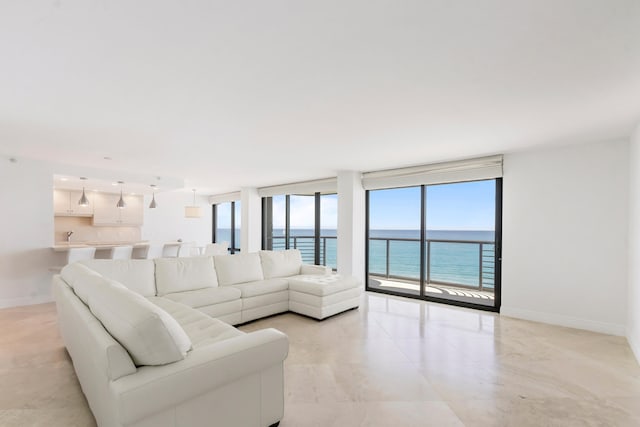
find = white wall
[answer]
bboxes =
[0,157,63,308]
[628,124,640,359]
[0,155,212,308]
[501,139,629,335]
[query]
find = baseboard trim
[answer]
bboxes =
[0,295,54,310]
[627,329,640,364]
[500,306,625,336]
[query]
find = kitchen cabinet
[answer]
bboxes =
[53,189,94,216]
[92,192,143,226]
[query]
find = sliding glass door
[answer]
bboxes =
[262,193,337,268]
[367,187,422,297]
[289,195,316,264]
[320,194,338,269]
[424,180,498,308]
[212,200,241,253]
[366,179,502,312]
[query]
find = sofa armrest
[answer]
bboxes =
[300,264,332,275]
[111,328,289,426]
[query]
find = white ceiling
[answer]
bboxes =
[1,0,639,195]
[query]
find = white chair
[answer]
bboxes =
[132,245,150,259]
[108,245,133,260]
[177,242,196,258]
[204,242,229,256]
[66,247,96,265]
[162,244,180,258]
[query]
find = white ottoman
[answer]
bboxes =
[288,274,362,320]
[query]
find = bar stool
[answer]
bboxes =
[132,245,151,259]
[204,242,229,256]
[177,242,196,258]
[108,245,133,260]
[66,247,97,265]
[162,244,180,258]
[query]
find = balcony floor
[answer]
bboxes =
[369,276,495,307]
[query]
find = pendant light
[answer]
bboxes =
[149,184,158,209]
[77,177,90,206]
[116,181,126,209]
[184,189,202,218]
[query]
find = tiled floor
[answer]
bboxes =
[2,293,640,426]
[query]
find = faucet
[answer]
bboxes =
[66,231,74,242]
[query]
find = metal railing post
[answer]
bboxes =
[385,239,390,278]
[322,237,327,265]
[426,240,431,284]
[478,243,483,291]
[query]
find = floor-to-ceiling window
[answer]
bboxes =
[289,194,316,264]
[212,200,241,253]
[424,180,497,307]
[262,192,337,268]
[366,178,502,311]
[367,187,422,296]
[320,194,338,269]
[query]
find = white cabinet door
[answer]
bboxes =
[92,193,120,225]
[93,193,143,226]
[53,189,71,215]
[119,195,143,226]
[53,189,94,216]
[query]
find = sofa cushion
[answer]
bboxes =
[259,249,303,279]
[61,262,102,289]
[150,297,244,348]
[231,278,289,298]
[214,253,264,286]
[155,257,218,296]
[74,274,127,305]
[162,286,241,308]
[288,274,361,296]
[300,264,332,275]
[80,259,156,297]
[61,263,125,305]
[88,280,192,366]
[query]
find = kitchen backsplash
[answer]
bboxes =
[54,216,141,243]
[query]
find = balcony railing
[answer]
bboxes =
[268,235,495,291]
[369,237,495,291]
[269,235,337,268]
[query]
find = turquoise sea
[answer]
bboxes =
[217,229,496,289]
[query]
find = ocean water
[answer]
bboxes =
[218,228,496,289]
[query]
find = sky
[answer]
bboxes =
[271,194,337,229]
[215,200,242,227]
[369,180,496,230]
[216,179,496,231]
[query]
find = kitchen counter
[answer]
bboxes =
[52,241,150,252]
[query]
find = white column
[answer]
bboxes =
[337,170,366,285]
[240,187,262,253]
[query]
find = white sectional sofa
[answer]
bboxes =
[52,249,361,427]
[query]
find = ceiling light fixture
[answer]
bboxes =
[116,181,126,209]
[149,185,158,209]
[78,177,90,206]
[184,189,202,218]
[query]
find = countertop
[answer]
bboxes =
[52,241,150,251]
